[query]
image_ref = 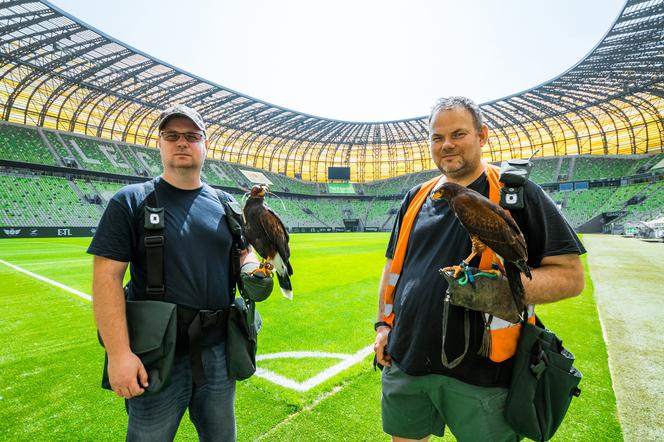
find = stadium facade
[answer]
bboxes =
[0,0,663,238]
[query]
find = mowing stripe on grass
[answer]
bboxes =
[0,258,92,301]
[19,258,91,267]
[255,345,374,392]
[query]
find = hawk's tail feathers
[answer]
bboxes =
[504,261,526,314]
[272,253,293,299]
[277,272,293,300]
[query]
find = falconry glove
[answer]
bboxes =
[440,266,522,324]
[240,262,274,302]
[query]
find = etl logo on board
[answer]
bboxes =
[57,228,72,236]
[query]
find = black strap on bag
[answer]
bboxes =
[440,288,470,369]
[99,180,177,394]
[143,181,165,299]
[214,189,248,301]
[140,181,234,387]
[214,189,260,380]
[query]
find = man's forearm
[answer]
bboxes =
[523,254,584,304]
[93,274,130,357]
[239,246,260,266]
[376,259,392,322]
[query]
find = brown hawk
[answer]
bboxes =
[243,184,293,299]
[432,181,531,311]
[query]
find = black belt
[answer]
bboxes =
[177,307,229,386]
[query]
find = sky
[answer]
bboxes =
[48,0,625,122]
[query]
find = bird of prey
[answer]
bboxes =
[243,184,293,299]
[432,181,531,312]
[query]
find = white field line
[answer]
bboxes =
[254,345,374,392]
[1,257,373,393]
[257,351,351,361]
[0,258,91,302]
[255,385,344,441]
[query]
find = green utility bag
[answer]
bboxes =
[504,316,582,441]
[101,300,177,394]
[226,297,260,380]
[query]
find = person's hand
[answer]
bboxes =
[374,326,392,367]
[107,351,148,399]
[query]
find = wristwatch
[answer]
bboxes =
[374,321,391,331]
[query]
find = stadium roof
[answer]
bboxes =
[1,0,663,182]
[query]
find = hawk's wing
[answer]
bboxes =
[451,191,527,262]
[257,206,291,263]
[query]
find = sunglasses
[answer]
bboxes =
[159,131,205,143]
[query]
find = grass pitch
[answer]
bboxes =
[0,234,621,441]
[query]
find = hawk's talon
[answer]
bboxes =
[441,265,464,278]
[250,262,274,278]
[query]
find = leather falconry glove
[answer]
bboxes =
[440,266,522,324]
[240,262,274,302]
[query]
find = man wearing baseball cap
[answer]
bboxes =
[88,105,259,441]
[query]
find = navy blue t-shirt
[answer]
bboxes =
[385,173,585,386]
[87,177,234,310]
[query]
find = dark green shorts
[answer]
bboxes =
[381,363,520,441]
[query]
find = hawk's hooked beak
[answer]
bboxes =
[431,179,446,201]
[431,188,444,201]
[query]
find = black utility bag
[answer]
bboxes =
[216,190,261,381]
[99,182,177,395]
[101,299,177,394]
[226,296,258,380]
[504,314,582,441]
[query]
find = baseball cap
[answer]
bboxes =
[156,105,206,134]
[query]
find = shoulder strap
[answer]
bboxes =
[478,164,505,270]
[214,188,247,302]
[142,179,165,300]
[382,176,439,325]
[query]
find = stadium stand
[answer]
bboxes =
[571,156,637,181]
[202,161,238,188]
[561,187,617,228]
[266,172,320,195]
[365,199,400,230]
[530,157,560,184]
[1,127,663,235]
[596,183,649,213]
[42,130,79,168]
[0,170,101,227]
[0,123,57,166]
[58,134,136,175]
[617,180,664,224]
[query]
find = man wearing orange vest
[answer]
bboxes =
[374,97,585,441]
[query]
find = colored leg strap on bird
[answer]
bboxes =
[457,268,499,286]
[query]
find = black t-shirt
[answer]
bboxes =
[87,177,234,310]
[385,173,585,387]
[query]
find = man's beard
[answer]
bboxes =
[168,158,199,172]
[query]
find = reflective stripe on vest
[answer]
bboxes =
[382,175,440,326]
[382,162,535,362]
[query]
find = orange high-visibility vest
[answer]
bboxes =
[382,162,534,363]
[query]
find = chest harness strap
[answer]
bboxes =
[140,182,243,387]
